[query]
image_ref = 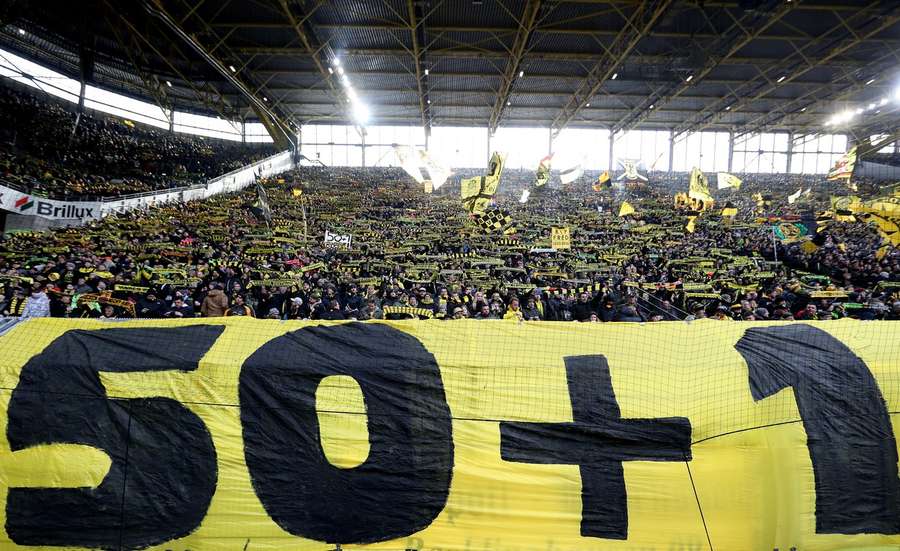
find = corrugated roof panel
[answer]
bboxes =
[314,0,408,26]
[320,26,411,51]
[425,30,514,54]
[346,53,413,74]
[429,0,519,28]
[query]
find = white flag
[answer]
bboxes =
[559,164,583,184]
[394,146,425,184]
[418,149,452,190]
[519,189,531,203]
[787,188,803,204]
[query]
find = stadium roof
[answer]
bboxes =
[2,0,899,143]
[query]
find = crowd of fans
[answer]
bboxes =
[0,82,275,199]
[1,160,897,322]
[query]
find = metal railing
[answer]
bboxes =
[636,291,689,321]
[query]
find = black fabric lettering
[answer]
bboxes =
[5,326,222,550]
[735,324,900,534]
[500,355,692,539]
[239,322,454,544]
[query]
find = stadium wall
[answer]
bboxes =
[855,161,900,181]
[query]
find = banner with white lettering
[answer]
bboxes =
[0,184,102,221]
[324,230,353,248]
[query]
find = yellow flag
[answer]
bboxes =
[291,188,302,197]
[800,240,820,254]
[716,172,742,190]
[460,176,482,202]
[618,201,635,217]
[688,167,713,202]
[685,216,697,233]
[461,152,505,213]
[827,146,857,181]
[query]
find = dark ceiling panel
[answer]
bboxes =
[0,0,896,132]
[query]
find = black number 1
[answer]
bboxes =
[735,324,900,534]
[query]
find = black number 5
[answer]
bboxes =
[5,326,223,550]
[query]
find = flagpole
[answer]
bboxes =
[772,225,778,263]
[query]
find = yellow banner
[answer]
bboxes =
[2,319,900,551]
[551,227,571,250]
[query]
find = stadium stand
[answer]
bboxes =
[1,163,897,321]
[0,83,275,199]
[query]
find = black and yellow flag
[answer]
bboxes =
[827,146,857,181]
[752,193,772,212]
[593,171,611,192]
[462,152,505,213]
[473,208,515,234]
[866,213,900,246]
[721,202,738,218]
[535,154,552,188]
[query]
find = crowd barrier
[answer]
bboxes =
[99,149,295,216]
[1,318,899,551]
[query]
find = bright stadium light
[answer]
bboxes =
[585,102,590,107]
[868,102,876,110]
[17,28,25,35]
[725,105,731,110]
[424,68,429,75]
[519,70,524,77]
[828,109,856,125]
[427,99,431,104]
[880,97,888,106]
[685,74,693,82]
[342,74,350,86]
[866,78,875,85]
[229,65,236,73]
[328,67,333,74]
[649,104,655,109]
[800,106,806,112]
[611,73,618,80]
[166,80,172,87]
[353,102,370,124]
[263,96,268,102]
[337,66,345,76]
[333,58,341,67]
[776,75,786,83]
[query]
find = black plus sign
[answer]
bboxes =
[500,355,692,540]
